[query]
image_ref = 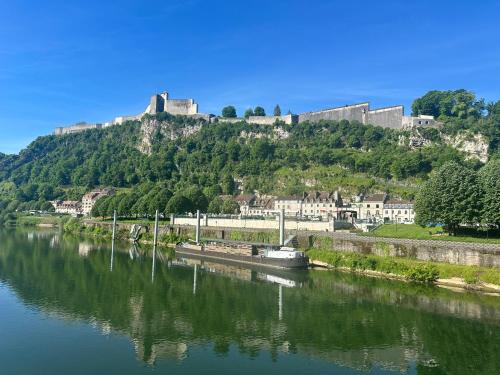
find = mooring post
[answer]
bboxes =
[152,210,159,283]
[153,209,159,248]
[195,210,201,244]
[279,209,285,246]
[278,284,283,321]
[110,210,117,271]
[193,263,197,295]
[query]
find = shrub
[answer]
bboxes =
[404,264,439,283]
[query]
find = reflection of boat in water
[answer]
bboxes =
[172,252,308,288]
[175,240,309,269]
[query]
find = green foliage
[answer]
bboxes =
[478,159,500,227]
[415,161,483,233]
[307,249,499,285]
[253,106,266,116]
[221,199,239,214]
[273,105,281,116]
[221,106,237,118]
[165,193,191,214]
[244,108,254,119]
[412,89,484,119]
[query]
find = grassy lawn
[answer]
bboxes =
[16,214,61,226]
[366,224,500,244]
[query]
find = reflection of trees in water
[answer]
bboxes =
[0,230,499,374]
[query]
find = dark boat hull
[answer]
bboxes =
[175,246,309,269]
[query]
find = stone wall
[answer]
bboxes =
[165,99,198,115]
[298,103,369,123]
[173,216,334,232]
[247,114,298,125]
[54,123,103,135]
[367,106,404,129]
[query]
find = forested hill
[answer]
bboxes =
[0,90,498,216]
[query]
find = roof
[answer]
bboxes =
[363,194,387,203]
[385,199,413,205]
[276,194,303,201]
[234,194,256,203]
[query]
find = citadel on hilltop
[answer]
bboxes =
[54,91,439,135]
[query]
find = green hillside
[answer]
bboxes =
[0,90,499,224]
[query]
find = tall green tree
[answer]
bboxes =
[273,105,281,116]
[414,161,483,234]
[222,106,237,118]
[254,106,266,116]
[165,194,191,215]
[479,159,500,227]
[244,108,254,119]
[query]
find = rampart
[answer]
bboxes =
[298,103,369,123]
[54,123,103,135]
[367,106,404,129]
[247,114,298,125]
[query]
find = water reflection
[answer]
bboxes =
[0,229,499,374]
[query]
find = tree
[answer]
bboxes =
[411,89,484,119]
[244,108,254,119]
[478,159,500,227]
[254,106,266,116]
[221,199,240,214]
[184,186,208,213]
[222,106,237,118]
[208,196,224,214]
[273,105,281,116]
[414,161,483,234]
[221,174,236,195]
[165,194,191,214]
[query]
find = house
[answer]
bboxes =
[81,188,115,216]
[52,201,82,217]
[234,194,276,216]
[383,199,415,223]
[274,194,304,217]
[360,194,387,221]
[234,194,257,216]
[301,191,343,219]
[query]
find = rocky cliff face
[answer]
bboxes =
[138,118,204,154]
[443,133,489,163]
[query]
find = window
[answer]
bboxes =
[385,210,388,214]
[404,210,407,214]
[376,204,379,208]
[398,210,401,214]
[367,204,370,208]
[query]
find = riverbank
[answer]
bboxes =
[307,249,500,292]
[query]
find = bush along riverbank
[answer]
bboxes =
[63,218,187,246]
[307,249,500,291]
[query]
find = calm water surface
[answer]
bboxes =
[0,229,499,374]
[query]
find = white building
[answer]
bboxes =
[52,201,82,217]
[82,188,114,216]
[359,194,387,222]
[383,200,415,223]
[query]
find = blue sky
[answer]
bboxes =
[1,0,499,154]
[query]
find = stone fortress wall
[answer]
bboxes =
[366,105,404,129]
[298,102,369,123]
[54,90,440,135]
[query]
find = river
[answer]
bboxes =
[0,228,499,374]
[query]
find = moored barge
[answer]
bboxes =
[175,240,309,269]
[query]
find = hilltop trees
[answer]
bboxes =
[254,106,266,116]
[273,105,281,116]
[244,108,254,118]
[412,90,485,119]
[222,106,237,118]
